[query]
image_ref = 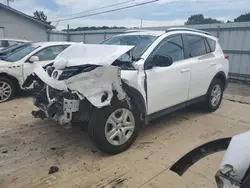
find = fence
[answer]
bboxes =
[48,29,127,43]
[48,21,250,81]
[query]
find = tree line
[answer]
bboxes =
[185,13,250,25]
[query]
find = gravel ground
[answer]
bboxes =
[0,82,250,188]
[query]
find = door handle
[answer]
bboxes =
[210,62,216,66]
[180,68,190,73]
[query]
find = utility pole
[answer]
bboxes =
[67,24,70,41]
[140,18,143,28]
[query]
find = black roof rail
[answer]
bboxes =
[166,27,212,36]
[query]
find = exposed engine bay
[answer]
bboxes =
[170,131,250,188]
[23,43,141,128]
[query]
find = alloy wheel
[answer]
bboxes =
[210,84,222,107]
[105,108,135,146]
[0,81,12,102]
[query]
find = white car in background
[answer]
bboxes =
[0,41,75,102]
[0,38,31,51]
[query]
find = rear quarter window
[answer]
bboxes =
[184,35,207,58]
[206,38,216,52]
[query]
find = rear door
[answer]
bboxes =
[183,34,216,100]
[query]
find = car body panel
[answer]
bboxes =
[53,43,134,69]
[146,60,191,114]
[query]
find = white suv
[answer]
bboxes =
[24,28,229,154]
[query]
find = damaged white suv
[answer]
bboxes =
[24,28,229,154]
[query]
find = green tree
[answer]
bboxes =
[33,11,51,25]
[185,14,223,25]
[234,12,250,22]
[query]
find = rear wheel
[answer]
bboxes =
[88,99,141,154]
[0,77,16,103]
[204,79,224,112]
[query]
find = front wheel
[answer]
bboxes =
[88,99,141,154]
[204,79,224,112]
[0,77,16,103]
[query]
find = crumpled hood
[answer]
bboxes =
[53,43,134,70]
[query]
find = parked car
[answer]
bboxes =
[0,41,75,102]
[24,28,229,154]
[170,130,250,188]
[0,43,31,60]
[0,38,30,51]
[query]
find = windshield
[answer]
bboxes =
[102,35,157,60]
[4,44,40,62]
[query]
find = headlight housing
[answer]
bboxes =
[58,65,99,80]
[52,71,59,79]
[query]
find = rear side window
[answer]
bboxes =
[206,38,216,52]
[184,35,206,58]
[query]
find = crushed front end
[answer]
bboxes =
[23,43,136,128]
[23,64,127,128]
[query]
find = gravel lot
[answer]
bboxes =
[1,82,250,188]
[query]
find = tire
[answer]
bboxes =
[0,77,16,103]
[204,79,224,112]
[88,98,141,154]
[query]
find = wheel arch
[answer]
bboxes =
[0,72,21,92]
[208,71,227,93]
[121,80,147,125]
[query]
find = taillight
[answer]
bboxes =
[224,54,229,60]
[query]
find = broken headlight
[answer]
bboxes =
[58,68,79,80]
[58,65,99,80]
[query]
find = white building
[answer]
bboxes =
[0,3,55,42]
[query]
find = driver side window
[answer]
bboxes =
[150,35,184,65]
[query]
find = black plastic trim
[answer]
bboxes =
[148,95,206,122]
[122,80,147,123]
[170,138,232,176]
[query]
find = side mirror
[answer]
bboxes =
[153,55,173,67]
[29,56,39,63]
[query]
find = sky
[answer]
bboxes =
[1,0,250,30]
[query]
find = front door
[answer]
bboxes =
[145,35,191,115]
